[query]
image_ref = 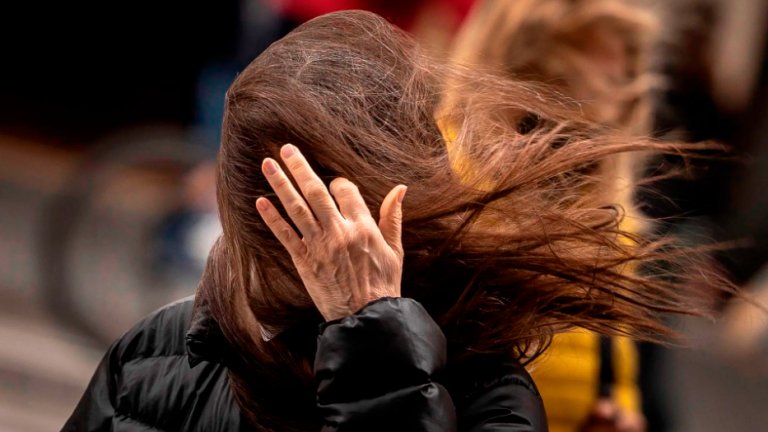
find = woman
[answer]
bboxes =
[64,11,727,432]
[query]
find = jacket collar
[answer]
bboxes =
[185,294,231,368]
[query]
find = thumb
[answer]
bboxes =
[378,185,407,256]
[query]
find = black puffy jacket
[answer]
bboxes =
[63,296,547,431]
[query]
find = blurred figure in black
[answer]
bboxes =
[640,1,768,431]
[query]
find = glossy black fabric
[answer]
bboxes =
[315,297,455,431]
[63,296,547,431]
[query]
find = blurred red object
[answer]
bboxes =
[272,0,475,32]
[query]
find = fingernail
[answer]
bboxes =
[398,186,407,203]
[281,144,296,159]
[256,198,270,212]
[263,159,278,175]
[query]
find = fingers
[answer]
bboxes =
[378,185,407,256]
[262,158,320,237]
[279,144,340,226]
[330,178,371,220]
[263,144,404,256]
[255,197,307,257]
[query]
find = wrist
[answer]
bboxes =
[320,291,401,321]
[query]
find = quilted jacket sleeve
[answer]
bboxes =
[314,297,548,432]
[61,339,120,432]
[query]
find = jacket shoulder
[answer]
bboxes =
[112,295,196,362]
[63,296,245,432]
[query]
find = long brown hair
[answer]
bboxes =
[197,10,728,431]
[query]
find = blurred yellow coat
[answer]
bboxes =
[532,215,642,432]
[531,331,641,432]
[440,123,642,432]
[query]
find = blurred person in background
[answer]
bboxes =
[708,0,768,367]
[634,0,768,429]
[64,10,736,432]
[162,0,287,284]
[445,1,659,431]
[643,0,768,364]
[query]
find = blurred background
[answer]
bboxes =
[1,0,768,431]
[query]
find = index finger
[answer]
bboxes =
[280,144,341,227]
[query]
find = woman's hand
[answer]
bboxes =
[255,144,407,321]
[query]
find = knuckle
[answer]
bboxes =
[331,178,354,195]
[277,226,295,241]
[395,247,405,259]
[292,250,308,267]
[331,226,352,247]
[289,201,310,218]
[272,176,291,191]
[267,212,284,225]
[324,218,343,234]
[305,183,328,201]
[388,212,403,224]
[288,157,305,171]
[381,211,402,225]
[338,183,358,197]
[330,220,347,235]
